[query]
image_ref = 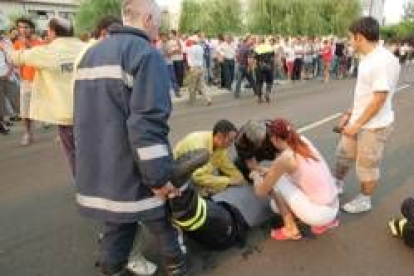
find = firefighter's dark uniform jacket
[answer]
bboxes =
[73,26,174,223]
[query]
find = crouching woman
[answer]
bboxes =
[252,118,339,240]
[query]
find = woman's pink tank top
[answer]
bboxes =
[287,138,338,205]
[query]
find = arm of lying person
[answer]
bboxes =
[246,158,270,175]
[254,151,297,197]
[217,151,245,184]
[192,163,233,192]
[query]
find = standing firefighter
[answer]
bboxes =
[73,0,187,275]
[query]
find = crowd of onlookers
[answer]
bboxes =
[3,22,414,137]
[153,31,414,105]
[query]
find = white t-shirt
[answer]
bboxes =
[400,44,409,56]
[313,43,320,58]
[303,43,313,62]
[285,46,295,62]
[168,39,184,62]
[350,46,401,129]
[0,39,13,77]
[0,50,8,77]
[294,44,304,59]
[186,44,204,68]
[218,42,236,60]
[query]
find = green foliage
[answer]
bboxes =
[381,21,414,42]
[380,1,414,42]
[380,25,398,41]
[179,0,243,36]
[403,0,414,21]
[75,0,121,34]
[247,0,361,36]
[160,10,171,34]
[178,0,203,33]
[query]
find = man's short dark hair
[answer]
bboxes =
[16,17,35,30]
[49,17,74,37]
[213,120,238,135]
[94,15,122,39]
[349,16,380,42]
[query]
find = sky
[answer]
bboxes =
[384,0,405,24]
[156,0,406,25]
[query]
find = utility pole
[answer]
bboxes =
[369,0,374,17]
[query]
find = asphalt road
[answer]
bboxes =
[1,68,414,276]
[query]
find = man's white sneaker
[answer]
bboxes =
[126,254,157,276]
[342,194,372,214]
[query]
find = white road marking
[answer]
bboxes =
[397,84,410,92]
[298,113,342,134]
[298,84,412,133]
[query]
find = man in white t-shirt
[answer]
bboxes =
[169,30,185,88]
[218,35,236,90]
[334,17,401,214]
[186,35,211,106]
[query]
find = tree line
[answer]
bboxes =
[73,0,414,42]
[179,0,361,37]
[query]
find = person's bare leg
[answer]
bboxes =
[361,180,377,196]
[271,191,300,236]
[21,118,33,146]
[324,64,329,83]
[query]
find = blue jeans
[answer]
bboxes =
[168,64,180,94]
[0,78,19,119]
[98,217,184,274]
[204,58,213,84]
[331,56,341,78]
[173,61,185,88]
[222,59,234,90]
[234,66,257,97]
[313,56,323,77]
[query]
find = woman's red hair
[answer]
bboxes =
[269,118,318,161]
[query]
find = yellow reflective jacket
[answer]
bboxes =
[12,37,86,125]
[174,131,244,195]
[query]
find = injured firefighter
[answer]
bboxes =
[169,120,274,251]
[168,149,249,251]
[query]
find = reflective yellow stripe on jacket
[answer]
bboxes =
[173,197,207,231]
